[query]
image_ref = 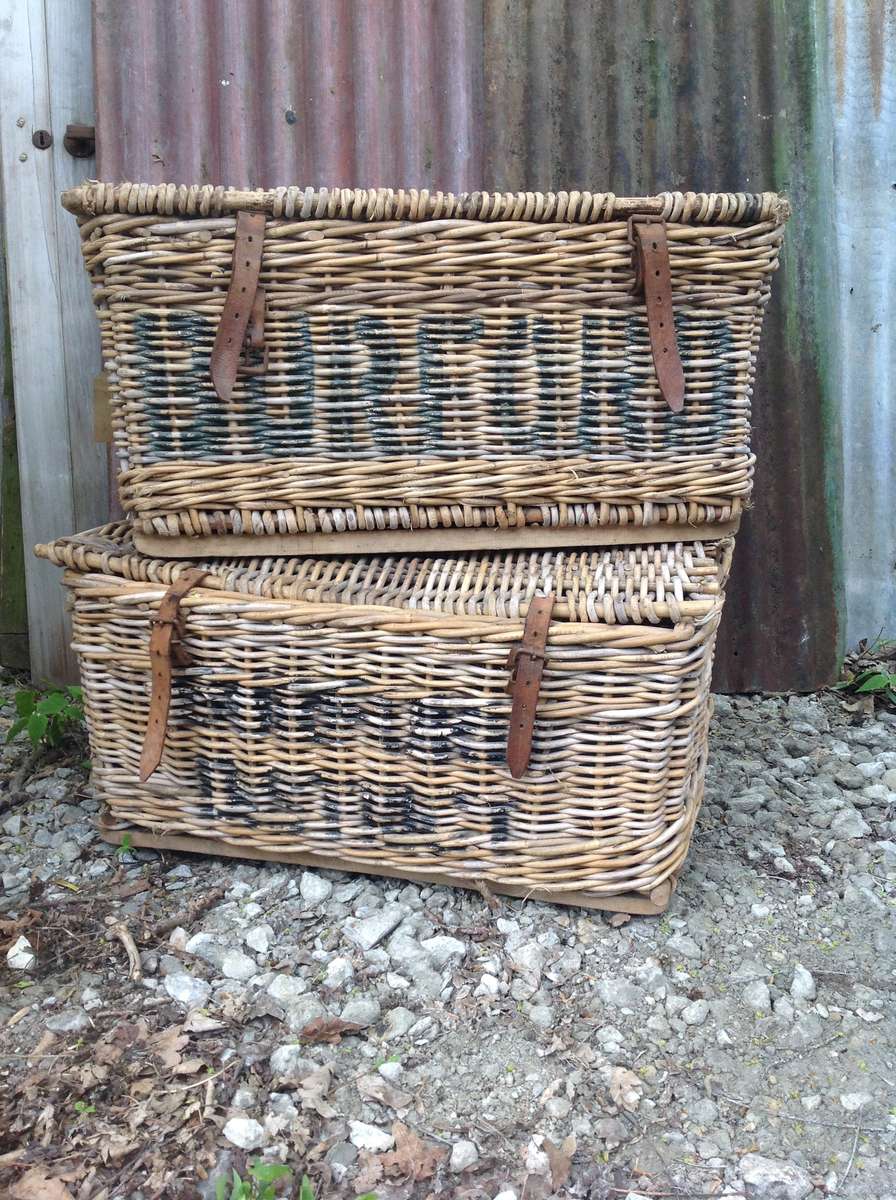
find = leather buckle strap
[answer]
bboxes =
[210,211,266,401]
[505,593,555,779]
[241,285,268,375]
[628,215,685,413]
[139,569,208,783]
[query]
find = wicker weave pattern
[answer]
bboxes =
[39,523,726,623]
[65,184,785,541]
[39,525,728,899]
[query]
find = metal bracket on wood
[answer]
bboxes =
[63,123,95,158]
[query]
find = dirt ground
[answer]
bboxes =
[0,672,894,1200]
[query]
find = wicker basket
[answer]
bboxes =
[39,523,732,913]
[62,184,787,556]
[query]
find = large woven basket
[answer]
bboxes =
[62,184,787,556]
[39,523,732,913]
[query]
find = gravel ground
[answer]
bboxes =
[0,671,895,1200]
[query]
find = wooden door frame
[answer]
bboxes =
[0,0,109,682]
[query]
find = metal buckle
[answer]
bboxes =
[239,340,269,376]
[505,645,546,693]
[240,286,268,376]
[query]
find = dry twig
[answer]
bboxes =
[108,920,142,980]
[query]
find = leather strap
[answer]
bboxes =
[139,569,208,783]
[210,211,266,401]
[505,594,555,779]
[629,216,685,413]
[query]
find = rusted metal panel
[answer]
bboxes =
[481,0,842,692]
[89,0,891,690]
[93,0,484,188]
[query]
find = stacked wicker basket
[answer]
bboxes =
[40,184,787,913]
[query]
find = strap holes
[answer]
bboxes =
[655,269,660,276]
[652,241,658,249]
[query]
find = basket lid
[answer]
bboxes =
[62,182,789,226]
[37,523,730,628]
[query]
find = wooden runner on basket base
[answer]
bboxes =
[134,517,741,560]
[98,819,677,916]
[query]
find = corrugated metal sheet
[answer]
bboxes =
[94,0,485,188]
[830,0,896,648]
[90,0,895,690]
[480,1,842,693]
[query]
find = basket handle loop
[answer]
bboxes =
[210,211,267,401]
[505,593,555,779]
[139,569,208,783]
[628,216,685,413]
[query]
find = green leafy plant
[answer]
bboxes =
[116,832,134,857]
[213,1165,374,1200]
[845,667,896,703]
[6,686,85,749]
[835,637,896,707]
[215,1162,292,1200]
[73,1100,95,1116]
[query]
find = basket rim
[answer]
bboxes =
[36,522,730,632]
[62,181,790,226]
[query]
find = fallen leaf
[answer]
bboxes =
[183,1011,225,1033]
[172,1057,204,1076]
[103,1134,141,1161]
[126,1098,151,1130]
[353,1151,384,1194]
[109,1019,148,1051]
[76,1062,110,1088]
[32,1030,57,1057]
[357,1073,413,1110]
[148,1024,188,1070]
[298,1065,337,1118]
[93,1039,125,1066]
[609,1065,643,1112]
[543,1134,576,1190]
[10,1167,76,1200]
[112,879,149,899]
[607,911,632,928]
[0,908,41,946]
[380,1121,448,1182]
[34,1103,56,1146]
[298,1017,363,1045]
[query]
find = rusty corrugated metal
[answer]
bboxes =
[480,0,841,693]
[91,0,867,691]
[94,0,485,188]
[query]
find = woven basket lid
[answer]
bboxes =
[38,523,730,628]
